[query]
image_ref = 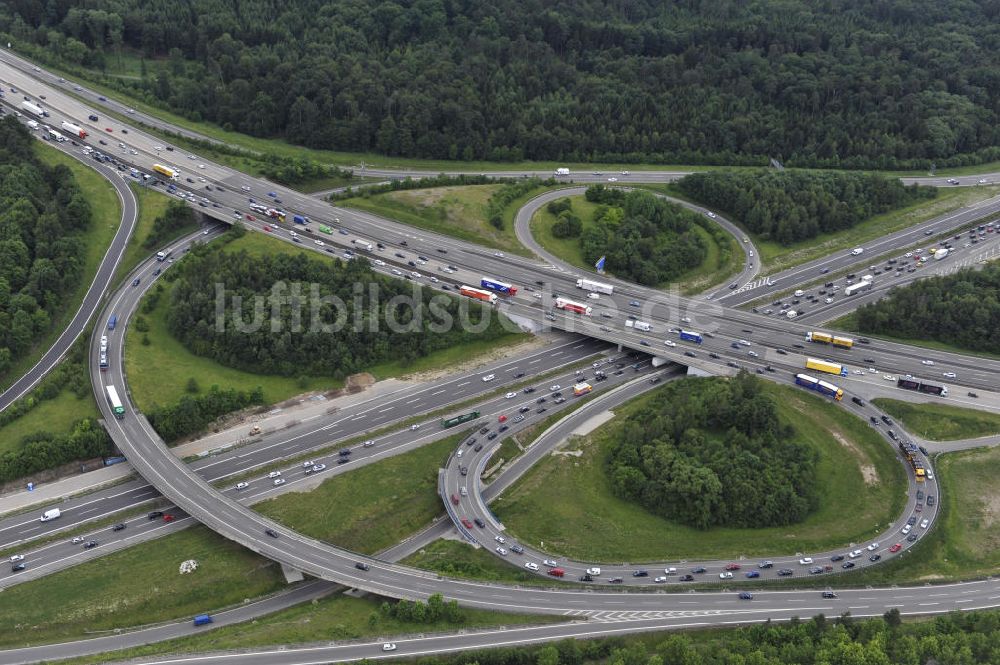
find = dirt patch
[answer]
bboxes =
[831,431,879,486]
[401,334,553,383]
[981,492,1000,529]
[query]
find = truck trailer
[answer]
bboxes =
[897,378,948,397]
[573,382,593,396]
[60,121,88,138]
[152,164,179,180]
[576,278,614,295]
[806,331,854,349]
[353,239,374,251]
[794,373,844,401]
[480,277,518,296]
[460,286,498,305]
[20,100,44,116]
[554,298,592,315]
[554,167,570,176]
[679,330,703,344]
[805,358,849,377]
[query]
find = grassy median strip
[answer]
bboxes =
[493,381,904,562]
[872,399,1000,441]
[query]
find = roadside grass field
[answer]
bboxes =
[254,435,461,553]
[124,231,525,411]
[872,399,1000,441]
[493,381,905,562]
[0,526,286,649]
[0,387,98,456]
[529,194,739,293]
[0,144,120,393]
[58,590,560,665]
[755,186,1000,274]
[403,538,538,584]
[340,184,537,256]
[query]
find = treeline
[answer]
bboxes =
[7,1,1000,169]
[855,264,1000,355]
[409,609,1000,665]
[0,117,93,381]
[163,243,511,378]
[577,186,706,286]
[146,385,264,443]
[607,373,818,529]
[677,170,935,245]
[141,200,196,249]
[377,593,463,624]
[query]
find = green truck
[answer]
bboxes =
[441,411,480,429]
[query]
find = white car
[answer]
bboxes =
[587,293,600,300]
[978,178,987,184]
[188,154,196,160]
[550,384,561,391]
[738,339,751,346]
[71,536,85,544]
[505,392,517,399]
[853,370,864,375]
[664,567,677,574]
[905,252,913,258]
[586,567,602,575]
[410,424,420,431]
[883,374,896,381]
[543,559,558,567]
[267,471,281,479]
[198,163,206,169]
[154,145,164,151]
[869,367,877,373]
[273,478,285,486]
[681,317,691,323]
[607,177,618,182]
[943,372,956,378]
[495,535,506,544]
[867,542,880,551]
[311,464,326,473]
[748,350,759,357]
[901,524,911,534]
[719,571,733,579]
[664,340,677,347]
[494,251,504,257]
[430,276,439,283]
[373,259,385,266]
[849,549,862,558]
[654,576,667,583]
[798,557,813,565]
[391,268,402,276]
[496,547,508,556]
[921,360,935,366]
[920,518,929,529]
[314,240,325,246]
[411,271,422,278]
[482,374,495,382]
[9,554,24,562]
[524,562,539,571]
[235,482,249,489]
[382,643,397,652]
[706,211,717,219]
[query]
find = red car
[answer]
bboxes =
[263,225,272,232]
[725,563,741,571]
[460,518,473,529]
[105,127,113,132]
[246,214,255,221]
[888,543,902,553]
[163,514,175,523]
[498,414,508,423]
[450,493,460,506]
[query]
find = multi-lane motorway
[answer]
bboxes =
[3,50,1000,665]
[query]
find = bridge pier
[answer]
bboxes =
[280,563,305,583]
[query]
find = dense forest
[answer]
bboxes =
[677,170,936,245]
[570,186,706,285]
[0,117,94,381]
[855,264,1000,354]
[410,609,1000,665]
[607,373,819,529]
[162,240,512,378]
[4,1,1000,168]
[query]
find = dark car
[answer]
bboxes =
[775,348,787,355]
[355,562,370,571]
[487,432,498,440]
[679,574,694,581]
[739,592,754,600]
[831,554,844,562]
[632,570,649,577]
[83,540,99,549]
[691,567,706,574]
[265,528,279,538]
[822,591,838,599]
[842,561,856,569]
[777,568,794,576]
[112,523,126,531]
[474,443,484,452]
[579,574,594,582]
[11,562,25,572]
[498,424,509,432]
[869,554,882,562]
[927,495,936,506]
[474,518,486,528]
[684,351,696,358]
[460,466,469,476]
[147,511,164,520]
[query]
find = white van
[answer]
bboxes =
[794,289,804,297]
[851,247,864,256]
[482,374,495,382]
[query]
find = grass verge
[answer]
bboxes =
[0,143,120,393]
[112,185,198,286]
[402,538,538,584]
[254,434,461,554]
[826,312,1000,361]
[340,184,543,256]
[872,399,1000,441]
[0,386,98,455]
[493,381,905,562]
[0,525,286,649]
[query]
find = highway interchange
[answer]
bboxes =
[1,50,1000,664]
